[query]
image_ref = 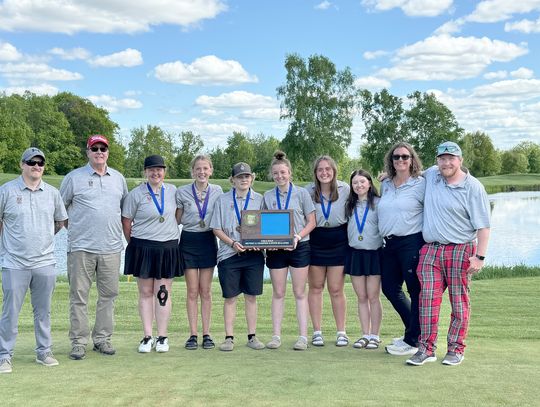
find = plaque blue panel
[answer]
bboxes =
[261,212,290,235]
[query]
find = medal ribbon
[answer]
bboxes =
[275,183,292,210]
[147,183,165,218]
[354,202,369,237]
[191,183,211,222]
[320,193,332,223]
[233,187,252,226]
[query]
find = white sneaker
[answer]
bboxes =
[0,358,12,374]
[35,352,59,367]
[392,336,404,345]
[155,336,169,353]
[138,336,155,353]
[385,339,418,356]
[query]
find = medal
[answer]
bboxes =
[147,183,165,223]
[324,221,330,227]
[275,183,292,210]
[233,187,251,232]
[236,225,241,232]
[199,220,206,228]
[159,216,165,223]
[192,183,211,228]
[358,235,363,241]
[320,193,332,227]
[354,202,369,242]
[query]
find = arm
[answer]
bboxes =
[176,208,183,225]
[213,228,245,253]
[467,227,490,274]
[54,220,65,234]
[288,211,316,251]
[122,216,133,244]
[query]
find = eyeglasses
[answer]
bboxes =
[24,160,45,167]
[90,146,108,153]
[437,145,460,155]
[392,154,411,161]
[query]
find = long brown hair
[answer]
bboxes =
[312,155,338,203]
[345,169,380,218]
[383,142,423,178]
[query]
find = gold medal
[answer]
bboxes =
[358,235,363,241]
[324,221,330,227]
[159,216,165,223]
[199,220,206,228]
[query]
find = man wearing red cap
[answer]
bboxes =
[60,135,128,360]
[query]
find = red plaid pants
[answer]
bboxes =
[417,241,475,355]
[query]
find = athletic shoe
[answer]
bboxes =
[406,351,437,366]
[385,339,418,356]
[0,358,12,374]
[69,345,86,360]
[36,352,59,367]
[311,333,324,347]
[93,341,116,355]
[392,336,404,345]
[219,338,234,352]
[155,336,169,353]
[266,335,282,349]
[185,335,198,350]
[442,351,464,366]
[247,336,265,350]
[336,333,349,347]
[138,336,155,353]
[293,336,308,351]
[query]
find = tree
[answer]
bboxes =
[0,94,33,173]
[461,131,501,177]
[225,132,256,169]
[208,146,230,179]
[125,125,178,177]
[500,151,528,174]
[251,133,280,181]
[174,131,204,178]
[277,53,357,169]
[512,141,540,173]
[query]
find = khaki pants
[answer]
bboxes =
[68,251,120,347]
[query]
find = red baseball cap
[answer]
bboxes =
[87,134,109,148]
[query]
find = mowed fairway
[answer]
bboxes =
[1,277,539,406]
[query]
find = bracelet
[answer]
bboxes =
[230,240,237,247]
[475,254,485,261]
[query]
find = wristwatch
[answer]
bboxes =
[475,254,485,261]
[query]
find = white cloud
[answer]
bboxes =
[154,55,258,86]
[363,50,389,60]
[466,1,540,23]
[88,94,143,113]
[0,62,83,81]
[505,17,540,33]
[201,109,224,116]
[0,41,22,61]
[355,76,392,90]
[1,83,58,96]
[377,35,528,81]
[472,79,540,100]
[315,1,332,10]
[511,67,534,79]
[195,91,275,108]
[241,108,281,120]
[434,18,465,35]
[124,90,142,96]
[0,0,227,34]
[484,70,508,80]
[48,47,91,60]
[362,0,453,17]
[186,117,249,136]
[89,48,143,68]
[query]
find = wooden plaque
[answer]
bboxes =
[240,209,294,249]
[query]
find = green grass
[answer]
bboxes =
[1,277,539,406]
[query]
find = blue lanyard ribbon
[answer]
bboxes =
[275,183,292,210]
[320,194,332,222]
[233,187,252,225]
[354,202,369,236]
[147,183,164,217]
[191,183,211,221]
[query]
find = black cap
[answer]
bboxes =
[144,155,166,169]
[231,162,252,177]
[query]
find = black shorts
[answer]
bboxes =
[217,251,265,298]
[124,237,183,279]
[345,247,382,277]
[179,230,218,269]
[310,224,348,266]
[265,241,311,269]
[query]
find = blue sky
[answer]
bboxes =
[1,0,540,156]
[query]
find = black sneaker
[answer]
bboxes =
[185,335,198,350]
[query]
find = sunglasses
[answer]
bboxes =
[90,146,108,153]
[392,154,411,161]
[437,145,460,155]
[25,160,45,167]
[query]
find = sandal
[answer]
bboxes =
[185,335,198,350]
[202,335,215,350]
[366,338,381,349]
[353,337,370,349]
[312,333,324,347]
[336,333,349,347]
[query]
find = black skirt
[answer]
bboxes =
[124,237,183,279]
[309,224,348,266]
[345,247,382,276]
[179,230,218,269]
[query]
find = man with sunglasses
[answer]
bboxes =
[0,148,67,373]
[406,141,490,367]
[60,135,128,360]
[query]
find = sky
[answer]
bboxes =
[1,0,540,156]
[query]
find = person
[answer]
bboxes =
[60,135,128,360]
[344,170,383,350]
[264,151,316,351]
[122,155,182,353]
[209,162,265,352]
[0,148,67,374]
[406,141,490,366]
[176,155,223,350]
[305,156,350,347]
[378,142,425,357]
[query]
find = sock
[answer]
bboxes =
[203,334,210,339]
[248,333,255,341]
[313,330,322,336]
[225,335,234,340]
[371,334,380,341]
[272,335,281,341]
[337,331,347,336]
[299,335,308,342]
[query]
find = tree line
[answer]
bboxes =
[1,54,539,180]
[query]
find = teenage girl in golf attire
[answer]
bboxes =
[264,151,316,351]
[378,142,425,356]
[176,155,223,350]
[122,155,182,353]
[305,156,350,347]
[344,170,383,350]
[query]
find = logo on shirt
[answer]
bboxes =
[16,196,22,204]
[88,180,93,187]
[272,201,277,209]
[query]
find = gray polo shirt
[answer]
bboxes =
[422,166,490,244]
[378,176,425,237]
[0,176,67,269]
[262,184,315,242]
[176,183,223,232]
[122,182,180,242]
[60,163,128,254]
[209,188,263,263]
[305,180,350,227]
[347,198,383,250]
